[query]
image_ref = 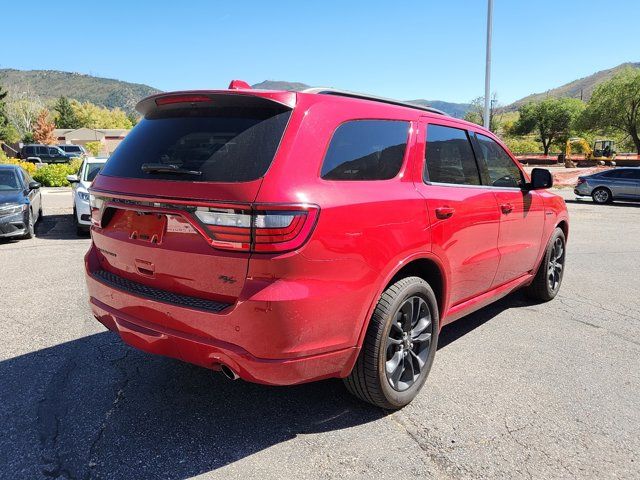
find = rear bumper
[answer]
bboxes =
[84,246,360,385]
[574,184,591,196]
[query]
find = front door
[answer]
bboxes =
[472,133,545,287]
[415,121,501,307]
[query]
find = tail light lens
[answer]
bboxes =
[194,204,319,253]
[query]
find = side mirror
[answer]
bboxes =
[66,174,79,183]
[526,168,553,190]
[28,181,41,190]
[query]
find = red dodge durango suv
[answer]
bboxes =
[85,82,568,409]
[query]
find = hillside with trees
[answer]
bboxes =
[0,69,159,114]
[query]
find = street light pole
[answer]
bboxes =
[483,0,493,130]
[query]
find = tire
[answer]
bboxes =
[525,227,566,301]
[23,210,35,239]
[73,207,85,237]
[344,276,439,409]
[592,187,612,204]
[38,205,43,223]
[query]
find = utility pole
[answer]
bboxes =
[483,0,493,130]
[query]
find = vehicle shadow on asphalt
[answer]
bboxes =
[565,198,640,208]
[0,332,386,479]
[438,291,536,349]
[35,213,89,240]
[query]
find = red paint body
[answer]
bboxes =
[85,88,569,385]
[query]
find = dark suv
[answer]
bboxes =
[84,82,569,408]
[20,144,73,164]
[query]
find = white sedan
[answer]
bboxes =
[67,157,107,236]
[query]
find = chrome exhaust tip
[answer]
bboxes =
[220,364,240,381]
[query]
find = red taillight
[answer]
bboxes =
[194,205,319,253]
[155,94,211,106]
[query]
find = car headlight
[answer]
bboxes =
[78,191,90,202]
[0,203,27,216]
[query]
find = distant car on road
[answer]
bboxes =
[19,144,74,164]
[0,164,42,239]
[574,167,640,204]
[67,157,108,235]
[58,144,87,158]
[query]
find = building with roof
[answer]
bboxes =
[54,128,130,155]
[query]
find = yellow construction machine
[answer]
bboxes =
[563,138,616,167]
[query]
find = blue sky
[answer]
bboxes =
[2,0,638,104]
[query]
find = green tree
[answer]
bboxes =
[579,67,640,154]
[53,96,80,129]
[463,94,500,132]
[71,101,133,129]
[0,84,17,143]
[512,98,584,155]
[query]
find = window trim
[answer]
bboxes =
[318,118,413,182]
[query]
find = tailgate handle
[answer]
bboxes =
[135,259,155,277]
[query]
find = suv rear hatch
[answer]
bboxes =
[88,91,296,306]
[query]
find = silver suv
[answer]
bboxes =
[574,167,640,204]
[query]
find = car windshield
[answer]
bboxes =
[0,170,20,191]
[83,163,106,182]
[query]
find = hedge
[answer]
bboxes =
[32,159,83,187]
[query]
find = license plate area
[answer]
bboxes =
[118,210,167,244]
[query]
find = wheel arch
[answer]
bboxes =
[341,253,448,378]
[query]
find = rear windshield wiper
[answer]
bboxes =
[141,163,202,176]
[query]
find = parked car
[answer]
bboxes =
[84,84,568,409]
[67,157,108,235]
[574,167,640,204]
[0,164,42,239]
[19,144,73,164]
[58,144,87,158]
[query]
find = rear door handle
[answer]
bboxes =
[435,206,455,219]
[500,203,513,214]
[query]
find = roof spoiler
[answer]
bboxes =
[136,89,296,116]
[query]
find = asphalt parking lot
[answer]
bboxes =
[1,188,638,479]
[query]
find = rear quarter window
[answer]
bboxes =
[320,120,409,180]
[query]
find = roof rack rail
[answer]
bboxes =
[302,87,447,116]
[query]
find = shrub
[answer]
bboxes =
[32,160,82,187]
[503,137,544,155]
[85,141,102,156]
[0,154,38,176]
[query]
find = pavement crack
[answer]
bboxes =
[85,350,132,478]
[37,359,79,479]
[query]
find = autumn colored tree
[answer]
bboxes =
[32,109,57,145]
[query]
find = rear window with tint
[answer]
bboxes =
[321,120,409,180]
[100,107,291,182]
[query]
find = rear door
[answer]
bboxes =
[608,169,640,198]
[414,120,501,307]
[89,93,293,304]
[471,132,545,287]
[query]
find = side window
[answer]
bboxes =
[475,134,523,188]
[25,146,36,156]
[424,124,480,185]
[320,120,409,180]
[49,147,60,155]
[37,146,48,155]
